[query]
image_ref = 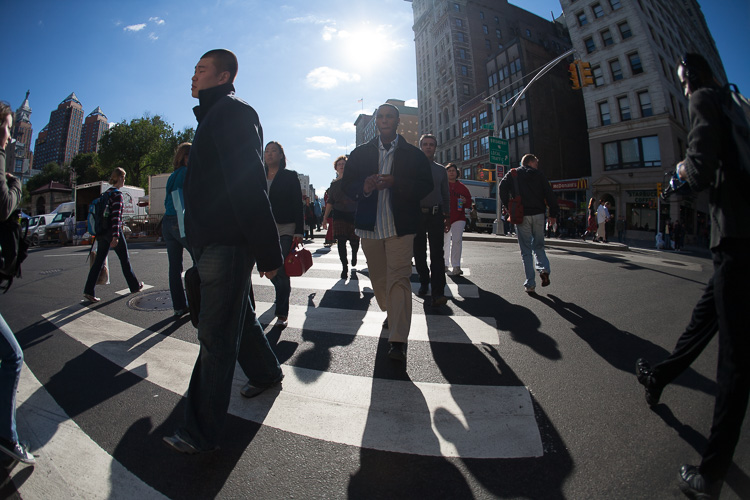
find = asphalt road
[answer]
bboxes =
[1,235,748,499]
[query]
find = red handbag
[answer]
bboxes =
[284,246,313,277]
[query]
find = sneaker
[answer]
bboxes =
[432,295,448,307]
[240,373,284,398]
[524,286,536,294]
[277,316,288,327]
[130,282,144,293]
[162,433,202,455]
[417,284,429,297]
[388,342,407,362]
[678,464,721,499]
[540,272,550,287]
[636,358,663,406]
[0,439,35,465]
[83,293,101,303]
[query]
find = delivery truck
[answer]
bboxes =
[75,181,146,225]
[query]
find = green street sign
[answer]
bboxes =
[489,137,509,165]
[481,123,494,130]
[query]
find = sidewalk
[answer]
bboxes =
[461,231,631,252]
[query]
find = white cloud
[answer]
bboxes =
[287,15,333,25]
[149,17,165,25]
[405,99,418,108]
[306,67,360,90]
[306,136,337,145]
[148,32,159,41]
[124,23,146,32]
[305,149,331,160]
[322,26,337,41]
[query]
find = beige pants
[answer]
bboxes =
[361,235,415,343]
[597,221,606,239]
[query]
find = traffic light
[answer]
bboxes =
[579,61,594,86]
[482,169,495,183]
[477,169,486,181]
[568,61,581,90]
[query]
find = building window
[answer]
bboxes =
[463,167,471,179]
[601,29,614,46]
[461,65,468,76]
[609,0,622,9]
[459,48,466,59]
[463,83,470,95]
[610,59,623,81]
[453,3,460,11]
[592,3,605,18]
[603,135,661,170]
[456,18,463,27]
[471,116,478,132]
[446,149,451,162]
[577,11,588,26]
[479,110,489,125]
[485,39,491,49]
[480,136,489,154]
[462,120,469,137]
[494,16,499,24]
[457,32,465,42]
[496,29,502,38]
[472,140,478,156]
[483,25,489,35]
[618,96,631,120]
[463,143,471,160]
[599,101,611,125]
[593,65,604,86]
[585,37,596,53]
[480,11,485,19]
[618,21,632,39]
[638,91,653,117]
[628,52,644,75]
[526,29,532,37]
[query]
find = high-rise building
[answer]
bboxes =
[34,92,84,168]
[6,91,35,184]
[353,99,420,148]
[79,106,108,154]
[559,0,725,242]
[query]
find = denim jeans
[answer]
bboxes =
[162,215,194,311]
[0,313,22,444]
[270,234,294,318]
[84,229,139,295]
[516,213,550,289]
[180,244,282,450]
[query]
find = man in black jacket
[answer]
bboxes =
[163,49,284,454]
[636,53,750,499]
[342,103,432,361]
[499,154,558,294]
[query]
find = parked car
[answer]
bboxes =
[41,211,74,244]
[26,214,55,246]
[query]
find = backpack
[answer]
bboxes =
[87,190,114,236]
[723,83,750,177]
[0,210,30,293]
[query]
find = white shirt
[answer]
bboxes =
[355,136,399,240]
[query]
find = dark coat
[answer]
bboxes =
[499,166,559,219]
[341,135,433,235]
[267,167,304,236]
[184,82,282,272]
[681,86,750,249]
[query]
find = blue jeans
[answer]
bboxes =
[163,215,194,311]
[180,244,282,450]
[0,313,22,444]
[84,229,139,295]
[516,213,551,289]
[270,234,293,318]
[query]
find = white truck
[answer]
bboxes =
[75,181,146,226]
[461,180,496,233]
[147,173,171,217]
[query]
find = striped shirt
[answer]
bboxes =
[355,135,398,240]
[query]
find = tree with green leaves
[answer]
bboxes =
[70,152,107,186]
[25,162,70,193]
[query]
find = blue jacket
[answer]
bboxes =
[184,83,282,272]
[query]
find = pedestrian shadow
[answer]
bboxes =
[530,293,716,397]
[348,340,473,498]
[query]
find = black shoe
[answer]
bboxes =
[432,295,448,307]
[417,284,428,297]
[382,318,389,330]
[679,464,721,499]
[162,433,202,455]
[636,358,663,406]
[388,342,407,362]
[540,272,550,287]
[240,373,284,398]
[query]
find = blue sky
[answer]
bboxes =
[1,1,748,197]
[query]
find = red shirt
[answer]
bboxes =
[448,181,472,224]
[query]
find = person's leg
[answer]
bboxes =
[361,238,387,311]
[270,234,293,318]
[413,214,430,286]
[178,245,252,450]
[337,239,349,266]
[163,216,188,311]
[427,214,447,298]
[0,313,22,445]
[698,246,750,483]
[529,214,551,275]
[112,230,140,291]
[443,227,451,268]
[350,237,360,266]
[450,220,466,269]
[384,235,415,343]
[83,237,111,296]
[515,216,536,290]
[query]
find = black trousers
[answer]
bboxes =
[652,242,749,482]
[413,211,446,298]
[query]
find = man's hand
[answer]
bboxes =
[260,268,278,280]
[292,236,303,247]
[364,174,379,194]
[548,217,557,226]
[376,174,394,190]
[444,218,451,233]
[110,236,119,248]
[676,161,687,181]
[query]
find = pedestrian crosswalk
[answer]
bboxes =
[15,241,544,496]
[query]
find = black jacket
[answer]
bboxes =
[499,166,559,219]
[267,167,304,236]
[682,86,750,249]
[184,82,282,272]
[341,135,433,235]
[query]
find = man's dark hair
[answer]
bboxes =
[445,163,459,177]
[679,53,714,90]
[378,103,400,118]
[420,134,437,146]
[201,49,238,82]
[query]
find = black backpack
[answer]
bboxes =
[0,210,30,293]
[723,83,750,177]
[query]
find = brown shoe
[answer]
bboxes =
[540,272,550,287]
